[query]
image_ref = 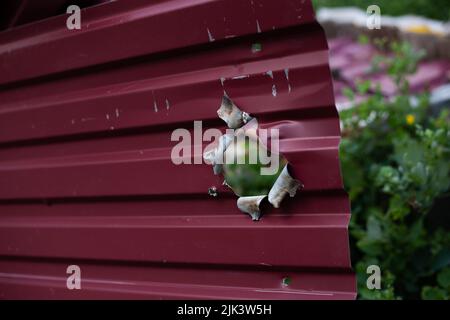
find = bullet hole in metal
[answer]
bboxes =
[282,276,291,287]
[208,186,218,197]
[205,95,302,221]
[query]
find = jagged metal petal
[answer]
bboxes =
[268,165,302,208]
[217,96,252,129]
[237,195,266,221]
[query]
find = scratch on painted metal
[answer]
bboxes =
[220,77,227,95]
[284,68,291,93]
[152,91,158,112]
[165,98,170,110]
[254,289,333,296]
[232,75,250,80]
[256,20,261,33]
[207,28,215,42]
[284,68,289,81]
[81,117,96,122]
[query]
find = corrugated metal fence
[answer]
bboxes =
[0,0,355,299]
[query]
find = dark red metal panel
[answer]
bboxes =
[0,0,355,299]
[0,0,107,31]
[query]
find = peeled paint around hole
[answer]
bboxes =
[237,195,266,221]
[268,165,301,208]
[217,96,252,129]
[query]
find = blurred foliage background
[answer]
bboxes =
[312,0,450,21]
[339,39,450,299]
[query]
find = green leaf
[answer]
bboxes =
[431,249,450,273]
[421,286,447,300]
[343,87,355,101]
[358,34,369,45]
[437,268,450,289]
[356,80,371,95]
[366,215,383,240]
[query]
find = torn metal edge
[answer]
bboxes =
[237,195,266,221]
[217,95,253,129]
[268,165,302,208]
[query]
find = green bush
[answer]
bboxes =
[312,0,450,21]
[339,39,450,299]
